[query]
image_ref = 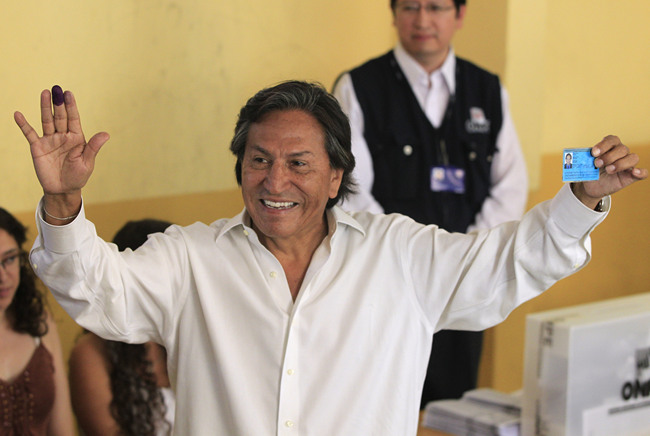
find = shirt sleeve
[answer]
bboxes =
[405,184,609,332]
[467,87,529,232]
[29,198,187,345]
[332,73,385,214]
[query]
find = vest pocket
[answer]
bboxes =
[369,135,421,203]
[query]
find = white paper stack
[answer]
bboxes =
[422,388,521,436]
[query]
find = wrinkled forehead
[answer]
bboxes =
[246,110,326,151]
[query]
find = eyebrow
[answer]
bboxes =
[1,248,20,258]
[249,145,315,159]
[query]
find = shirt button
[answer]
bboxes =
[287,369,294,375]
[403,144,413,156]
[270,271,277,278]
[468,151,477,161]
[243,229,249,236]
[285,420,294,428]
[32,263,38,271]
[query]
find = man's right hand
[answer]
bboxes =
[14,86,109,222]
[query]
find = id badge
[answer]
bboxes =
[562,148,599,182]
[431,165,465,194]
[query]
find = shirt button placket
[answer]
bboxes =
[277,315,300,435]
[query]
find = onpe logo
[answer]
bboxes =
[621,347,650,401]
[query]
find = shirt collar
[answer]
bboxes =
[215,206,367,243]
[394,43,457,96]
[328,206,366,238]
[215,209,248,241]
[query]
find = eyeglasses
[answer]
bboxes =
[396,2,456,15]
[0,252,24,272]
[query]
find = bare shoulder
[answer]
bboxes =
[68,333,118,435]
[69,332,111,373]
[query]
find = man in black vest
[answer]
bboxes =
[333,0,528,408]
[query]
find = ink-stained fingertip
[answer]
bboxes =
[52,85,64,106]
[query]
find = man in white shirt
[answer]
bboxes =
[14,81,646,435]
[333,0,528,406]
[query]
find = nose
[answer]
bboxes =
[0,265,8,282]
[414,6,429,27]
[264,162,291,194]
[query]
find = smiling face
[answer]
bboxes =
[393,0,466,72]
[241,109,343,249]
[0,229,21,314]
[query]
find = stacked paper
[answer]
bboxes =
[422,388,521,436]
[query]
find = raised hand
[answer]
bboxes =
[572,135,647,209]
[15,86,109,196]
[14,86,109,222]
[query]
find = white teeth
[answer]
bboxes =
[263,200,296,209]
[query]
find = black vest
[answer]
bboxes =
[348,51,502,232]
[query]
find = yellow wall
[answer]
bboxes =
[454,0,508,76]
[504,0,650,187]
[3,0,650,407]
[3,0,394,213]
[5,1,649,210]
[540,1,650,152]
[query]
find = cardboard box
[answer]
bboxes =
[521,293,650,436]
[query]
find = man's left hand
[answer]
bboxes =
[572,135,647,209]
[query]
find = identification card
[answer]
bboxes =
[562,148,600,182]
[431,165,465,194]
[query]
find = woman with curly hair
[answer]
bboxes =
[0,207,74,435]
[68,219,175,436]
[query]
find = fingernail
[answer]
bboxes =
[594,158,603,167]
[606,164,615,173]
[52,85,64,106]
[592,147,600,157]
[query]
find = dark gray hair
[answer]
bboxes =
[229,80,356,209]
[390,0,466,12]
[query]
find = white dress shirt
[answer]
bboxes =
[159,387,175,436]
[30,185,606,435]
[333,45,529,232]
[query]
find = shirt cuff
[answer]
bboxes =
[35,196,92,254]
[549,184,610,238]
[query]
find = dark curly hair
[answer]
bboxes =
[107,341,170,436]
[0,207,48,337]
[104,219,173,436]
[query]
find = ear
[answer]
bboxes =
[328,168,344,199]
[456,5,467,29]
